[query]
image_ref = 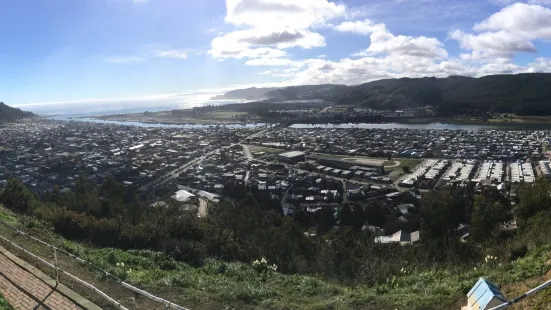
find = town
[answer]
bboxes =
[1,119,550,245]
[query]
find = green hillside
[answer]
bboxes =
[333,74,551,115]
[213,73,551,116]
[2,178,551,309]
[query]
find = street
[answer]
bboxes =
[140,127,272,192]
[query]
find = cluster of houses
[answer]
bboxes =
[245,128,546,161]
[266,107,428,123]
[0,120,259,196]
[7,119,551,247]
[399,158,541,193]
[400,159,450,188]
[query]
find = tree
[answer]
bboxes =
[75,175,100,215]
[352,204,366,231]
[470,194,502,242]
[402,165,410,173]
[339,204,354,226]
[0,179,38,213]
[317,207,336,235]
[515,177,551,228]
[420,187,463,244]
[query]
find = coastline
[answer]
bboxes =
[50,108,551,127]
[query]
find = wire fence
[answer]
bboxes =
[488,278,551,310]
[0,219,190,310]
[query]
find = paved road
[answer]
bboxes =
[139,153,212,191]
[141,128,272,192]
[243,151,381,190]
[341,179,349,203]
[242,144,253,160]
[0,246,99,310]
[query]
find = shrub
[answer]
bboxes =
[509,244,528,261]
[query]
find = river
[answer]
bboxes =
[49,116,267,129]
[48,117,551,131]
[289,122,551,130]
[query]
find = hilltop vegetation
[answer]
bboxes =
[0,102,35,122]
[212,73,551,116]
[2,177,551,308]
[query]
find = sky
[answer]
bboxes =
[5,0,551,114]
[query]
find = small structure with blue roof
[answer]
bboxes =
[463,278,508,310]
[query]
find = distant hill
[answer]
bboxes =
[213,73,551,115]
[263,84,348,101]
[210,87,280,100]
[331,74,551,115]
[0,102,35,122]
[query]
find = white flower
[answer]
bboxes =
[116,263,120,267]
[120,262,125,267]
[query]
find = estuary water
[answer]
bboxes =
[289,122,551,130]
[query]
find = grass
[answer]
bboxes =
[384,158,423,173]
[54,239,551,310]
[0,293,12,310]
[0,205,551,309]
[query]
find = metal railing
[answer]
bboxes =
[488,278,551,310]
[0,233,128,310]
[0,219,190,310]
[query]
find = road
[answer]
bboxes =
[342,179,349,203]
[139,151,218,191]
[239,150,380,192]
[242,144,254,160]
[141,127,272,192]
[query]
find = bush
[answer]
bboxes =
[509,244,528,261]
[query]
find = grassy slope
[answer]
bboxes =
[0,294,12,310]
[0,206,550,309]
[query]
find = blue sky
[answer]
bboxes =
[5,0,551,113]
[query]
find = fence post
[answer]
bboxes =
[53,248,59,284]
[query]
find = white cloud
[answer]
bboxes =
[334,19,387,35]
[106,48,188,64]
[209,1,551,87]
[450,30,536,60]
[281,53,531,86]
[366,31,448,58]
[209,41,287,60]
[210,0,346,63]
[225,0,346,28]
[450,3,551,61]
[528,57,551,72]
[474,3,551,39]
[349,27,447,59]
[211,27,325,55]
[153,50,188,59]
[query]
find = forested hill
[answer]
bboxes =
[210,87,280,100]
[334,74,551,115]
[212,73,551,115]
[0,102,35,122]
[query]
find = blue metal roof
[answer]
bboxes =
[467,278,507,310]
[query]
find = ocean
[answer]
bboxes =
[15,93,248,117]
